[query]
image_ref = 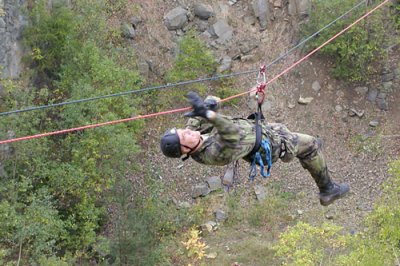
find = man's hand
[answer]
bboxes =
[184,92,208,118]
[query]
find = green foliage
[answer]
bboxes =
[247,196,288,228]
[109,176,204,265]
[274,222,348,265]
[273,160,400,265]
[302,0,397,81]
[0,0,143,263]
[165,31,217,102]
[23,0,78,83]
[349,132,382,155]
[367,160,400,246]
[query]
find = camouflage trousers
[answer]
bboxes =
[263,123,333,191]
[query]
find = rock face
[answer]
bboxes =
[288,0,311,17]
[252,0,269,30]
[0,0,27,78]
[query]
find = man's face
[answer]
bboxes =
[176,128,201,154]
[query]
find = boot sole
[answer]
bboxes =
[320,191,349,206]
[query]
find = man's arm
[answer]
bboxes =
[205,111,240,144]
[185,92,240,144]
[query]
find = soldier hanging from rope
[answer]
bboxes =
[160,65,349,206]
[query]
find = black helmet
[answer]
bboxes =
[160,128,181,158]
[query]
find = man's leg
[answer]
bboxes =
[291,133,349,206]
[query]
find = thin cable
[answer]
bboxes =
[0,0,368,117]
[0,0,389,145]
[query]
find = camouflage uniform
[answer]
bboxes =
[188,113,332,191]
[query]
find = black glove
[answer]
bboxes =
[204,98,218,112]
[184,91,208,118]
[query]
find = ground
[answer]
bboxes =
[126,0,400,264]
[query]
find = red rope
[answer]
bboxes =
[0,0,389,145]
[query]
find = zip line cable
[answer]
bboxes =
[0,0,368,117]
[0,0,389,145]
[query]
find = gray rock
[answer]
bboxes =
[348,108,364,118]
[273,0,283,8]
[369,120,379,127]
[218,56,232,73]
[262,100,273,111]
[229,0,238,5]
[240,54,255,62]
[240,42,258,55]
[298,96,313,104]
[222,166,234,187]
[354,86,368,95]
[130,16,143,28]
[376,98,389,111]
[382,81,393,92]
[367,88,378,102]
[191,183,210,198]
[193,3,214,20]
[121,23,135,39]
[177,201,191,209]
[202,221,217,233]
[394,67,400,79]
[209,20,233,42]
[207,176,222,191]
[215,209,227,222]
[252,0,269,30]
[254,185,266,201]
[311,81,321,92]
[243,15,257,25]
[377,92,386,100]
[194,20,209,32]
[335,105,343,112]
[325,213,334,220]
[164,7,188,30]
[382,72,394,82]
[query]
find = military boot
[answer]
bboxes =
[299,150,349,206]
[319,182,350,206]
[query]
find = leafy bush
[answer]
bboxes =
[274,222,348,265]
[301,0,396,81]
[274,160,400,265]
[109,175,205,265]
[0,0,143,263]
[165,31,217,102]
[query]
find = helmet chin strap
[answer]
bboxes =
[181,138,202,161]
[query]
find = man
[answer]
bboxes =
[160,92,349,206]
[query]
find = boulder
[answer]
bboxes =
[252,0,269,30]
[209,20,233,42]
[121,23,135,39]
[191,183,210,198]
[193,3,214,20]
[206,176,222,191]
[218,56,232,73]
[164,7,188,30]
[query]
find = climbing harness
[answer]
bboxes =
[248,65,273,180]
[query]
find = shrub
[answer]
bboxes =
[0,0,143,263]
[165,31,217,103]
[301,0,396,81]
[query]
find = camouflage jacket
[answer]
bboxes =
[190,113,287,166]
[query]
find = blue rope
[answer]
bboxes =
[249,139,272,180]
